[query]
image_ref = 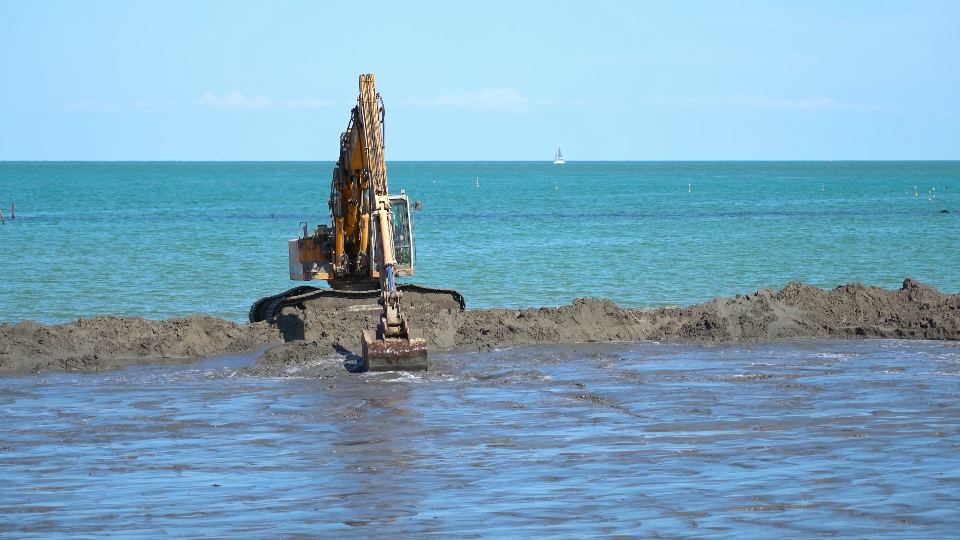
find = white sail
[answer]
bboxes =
[553,145,565,164]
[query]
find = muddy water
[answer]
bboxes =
[2,340,959,537]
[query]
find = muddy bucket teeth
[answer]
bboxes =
[361,328,428,372]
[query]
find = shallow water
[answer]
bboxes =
[3,339,959,537]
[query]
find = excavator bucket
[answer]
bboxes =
[361,327,428,372]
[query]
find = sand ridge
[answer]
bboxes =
[0,315,281,373]
[2,279,958,374]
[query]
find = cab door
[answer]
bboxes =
[389,195,415,276]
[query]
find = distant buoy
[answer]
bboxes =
[688,184,691,193]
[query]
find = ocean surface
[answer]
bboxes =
[2,162,959,537]
[0,161,957,324]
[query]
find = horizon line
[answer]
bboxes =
[3,159,960,163]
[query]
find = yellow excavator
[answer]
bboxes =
[249,74,463,371]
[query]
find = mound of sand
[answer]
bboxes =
[2,279,957,374]
[0,315,280,373]
[255,278,959,373]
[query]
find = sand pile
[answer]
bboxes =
[0,315,280,373]
[2,279,958,374]
[256,278,959,373]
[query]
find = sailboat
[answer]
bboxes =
[553,145,565,164]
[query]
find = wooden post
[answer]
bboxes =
[10,204,13,219]
[0,209,5,225]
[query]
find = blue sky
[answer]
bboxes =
[1,1,957,160]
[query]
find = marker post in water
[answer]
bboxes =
[10,204,13,219]
[0,209,5,225]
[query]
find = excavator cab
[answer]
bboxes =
[389,194,415,274]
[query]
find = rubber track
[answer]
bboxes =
[248,284,465,324]
[248,285,319,323]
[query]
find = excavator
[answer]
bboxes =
[249,74,462,372]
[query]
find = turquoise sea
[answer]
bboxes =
[0,161,957,324]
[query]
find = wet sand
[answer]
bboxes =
[2,278,958,374]
[0,316,280,374]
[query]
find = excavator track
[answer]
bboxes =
[249,284,465,324]
[248,285,319,324]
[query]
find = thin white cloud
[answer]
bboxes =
[846,103,887,113]
[62,100,128,113]
[437,89,530,108]
[732,94,836,109]
[135,100,180,108]
[193,92,271,108]
[64,100,96,111]
[286,99,337,108]
[650,94,886,112]
[413,89,550,110]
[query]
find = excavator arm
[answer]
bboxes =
[353,74,427,370]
